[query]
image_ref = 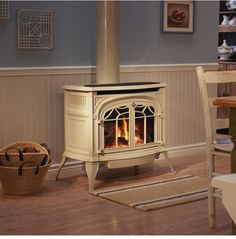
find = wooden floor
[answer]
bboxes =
[0,152,232,235]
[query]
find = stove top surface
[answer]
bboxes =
[63,81,167,92]
[84,82,160,87]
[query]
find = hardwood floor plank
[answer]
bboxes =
[0,152,232,235]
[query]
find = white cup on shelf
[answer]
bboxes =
[229,16,236,25]
[221,15,229,25]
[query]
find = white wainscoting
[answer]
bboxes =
[0,63,217,168]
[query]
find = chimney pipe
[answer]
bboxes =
[96,1,120,84]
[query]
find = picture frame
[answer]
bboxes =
[17,9,53,49]
[161,0,194,33]
[0,0,10,20]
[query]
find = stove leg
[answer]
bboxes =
[85,161,99,192]
[56,156,68,180]
[163,151,176,175]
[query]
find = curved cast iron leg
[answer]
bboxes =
[85,161,99,192]
[163,151,176,175]
[56,156,68,180]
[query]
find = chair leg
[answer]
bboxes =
[208,154,216,228]
[208,184,216,228]
[163,151,176,175]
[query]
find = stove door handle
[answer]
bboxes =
[98,149,105,156]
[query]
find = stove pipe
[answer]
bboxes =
[96,1,120,84]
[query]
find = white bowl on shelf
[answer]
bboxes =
[218,40,235,60]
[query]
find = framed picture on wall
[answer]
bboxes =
[0,0,10,20]
[161,0,194,33]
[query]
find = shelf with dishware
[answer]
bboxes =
[218,1,236,62]
[219,1,236,28]
[217,1,236,117]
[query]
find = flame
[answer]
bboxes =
[135,126,144,145]
[123,119,129,141]
[135,136,144,145]
[117,126,121,138]
[117,119,129,141]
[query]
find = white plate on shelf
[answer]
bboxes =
[231,45,236,52]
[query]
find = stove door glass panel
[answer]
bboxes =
[104,120,116,148]
[135,105,155,145]
[146,116,154,143]
[104,106,129,149]
[135,117,144,144]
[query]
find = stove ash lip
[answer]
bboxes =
[84,82,160,87]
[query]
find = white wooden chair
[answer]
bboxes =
[196,66,236,228]
[212,173,236,225]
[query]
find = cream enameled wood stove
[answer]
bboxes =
[56,82,175,191]
[56,1,174,191]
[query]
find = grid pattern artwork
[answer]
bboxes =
[0,0,9,20]
[17,9,53,49]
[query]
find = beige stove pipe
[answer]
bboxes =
[96,0,120,84]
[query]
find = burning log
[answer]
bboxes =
[118,137,129,146]
[135,129,144,145]
[105,136,116,148]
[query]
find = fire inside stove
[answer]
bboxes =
[104,105,155,149]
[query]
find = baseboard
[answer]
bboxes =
[46,142,206,181]
[46,160,84,181]
[164,142,206,159]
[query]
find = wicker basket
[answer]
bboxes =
[0,142,49,167]
[0,159,52,195]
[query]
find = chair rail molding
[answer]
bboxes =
[0,63,218,77]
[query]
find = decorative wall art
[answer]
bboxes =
[0,0,9,20]
[17,9,53,49]
[161,0,194,33]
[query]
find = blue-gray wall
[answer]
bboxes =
[0,1,219,67]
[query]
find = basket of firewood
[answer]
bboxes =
[0,142,49,167]
[0,142,52,195]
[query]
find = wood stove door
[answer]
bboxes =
[97,98,163,156]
